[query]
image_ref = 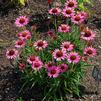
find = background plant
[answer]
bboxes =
[0,0,26,11]
[12,0,27,6]
[61,0,93,13]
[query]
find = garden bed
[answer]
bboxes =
[0,0,101,101]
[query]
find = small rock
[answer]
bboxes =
[98,46,101,49]
[0,95,3,100]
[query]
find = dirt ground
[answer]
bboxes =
[0,0,101,101]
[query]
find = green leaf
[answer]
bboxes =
[19,0,25,5]
[79,3,85,10]
[77,0,83,4]
[17,97,23,101]
[61,0,66,4]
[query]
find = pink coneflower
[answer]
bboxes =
[62,7,75,18]
[49,8,61,15]
[78,11,88,19]
[67,52,80,64]
[48,66,60,78]
[71,14,84,24]
[81,28,96,41]
[15,40,25,48]
[53,49,66,61]
[31,24,37,30]
[65,0,77,9]
[15,16,29,27]
[27,55,40,64]
[19,62,26,70]
[52,35,58,40]
[34,40,48,50]
[84,47,96,57]
[45,61,54,69]
[47,30,54,37]
[6,49,18,60]
[32,60,43,70]
[58,24,70,33]
[61,41,74,51]
[18,30,31,40]
[59,64,68,73]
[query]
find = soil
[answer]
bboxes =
[0,0,101,101]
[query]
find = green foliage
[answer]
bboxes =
[77,0,93,11]
[61,0,66,4]
[12,0,26,6]
[18,0,26,5]
[16,97,23,101]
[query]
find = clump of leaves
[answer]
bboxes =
[12,0,27,6]
[0,0,26,10]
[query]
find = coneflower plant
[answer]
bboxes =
[6,0,96,100]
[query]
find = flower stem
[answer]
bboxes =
[54,16,57,33]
